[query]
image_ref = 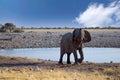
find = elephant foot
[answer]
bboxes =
[73,62,78,65]
[58,61,63,65]
[67,61,71,64]
[78,58,83,63]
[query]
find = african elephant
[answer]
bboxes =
[58,28,91,64]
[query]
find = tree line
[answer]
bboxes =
[24,26,120,29]
[0,23,119,33]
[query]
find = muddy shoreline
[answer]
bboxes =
[0,29,120,49]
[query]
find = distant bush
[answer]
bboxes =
[0,29,7,32]
[4,23,16,32]
[13,28,24,33]
[0,23,16,32]
[0,23,24,33]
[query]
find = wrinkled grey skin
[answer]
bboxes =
[58,29,91,64]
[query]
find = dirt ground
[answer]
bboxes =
[0,56,119,80]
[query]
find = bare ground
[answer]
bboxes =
[0,56,120,80]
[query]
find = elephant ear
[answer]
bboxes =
[83,30,91,43]
[72,29,77,42]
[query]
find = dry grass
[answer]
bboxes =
[24,29,73,32]
[103,67,120,80]
[0,56,119,80]
[0,68,111,80]
[24,28,120,33]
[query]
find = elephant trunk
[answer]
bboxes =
[79,29,83,48]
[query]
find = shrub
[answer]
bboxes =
[4,23,16,32]
[0,23,16,32]
[0,28,10,32]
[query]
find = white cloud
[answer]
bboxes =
[75,0,120,27]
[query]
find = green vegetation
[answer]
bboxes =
[0,23,24,33]
[0,23,16,32]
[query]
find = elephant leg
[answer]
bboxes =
[78,48,84,63]
[58,53,64,64]
[67,53,71,64]
[58,49,64,64]
[73,51,78,64]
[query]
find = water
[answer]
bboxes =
[0,48,120,63]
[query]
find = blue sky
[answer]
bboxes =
[0,0,120,28]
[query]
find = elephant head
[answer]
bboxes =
[72,29,91,44]
[83,30,91,43]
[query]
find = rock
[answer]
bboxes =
[98,67,104,71]
[106,77,110,80]
[110,61,113,63]
[49,69,53,72]
[28,73,33,77]
[34,66,41,71]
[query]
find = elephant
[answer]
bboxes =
[58,28,91,64]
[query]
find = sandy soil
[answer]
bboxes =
[0,56,120,80]
[0,29,120,48]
